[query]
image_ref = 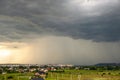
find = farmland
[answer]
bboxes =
[0,70,120,80]
[0,64,120,80]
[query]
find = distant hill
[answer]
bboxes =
[95,63,120,66]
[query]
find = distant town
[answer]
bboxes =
[0,63,120,80]
[0,63,120,74]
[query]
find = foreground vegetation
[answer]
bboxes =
[0,70,120,80]
[0,64,120,80]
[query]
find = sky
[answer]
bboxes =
[0,0,120,65]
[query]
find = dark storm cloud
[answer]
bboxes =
[0,0,120,42]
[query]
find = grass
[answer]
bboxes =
[0,70,120,80]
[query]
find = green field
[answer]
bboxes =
[0,70,120,80]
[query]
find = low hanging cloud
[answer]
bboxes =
[0,0,120,42]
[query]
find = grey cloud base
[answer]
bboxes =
[0,0,120,42]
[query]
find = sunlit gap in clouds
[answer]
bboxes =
[68,0,100,9]
[1,49,11,55]
[0,48,12,63]
[65,0,103,18]
[0,42,32,64]
[67,0,119,14]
